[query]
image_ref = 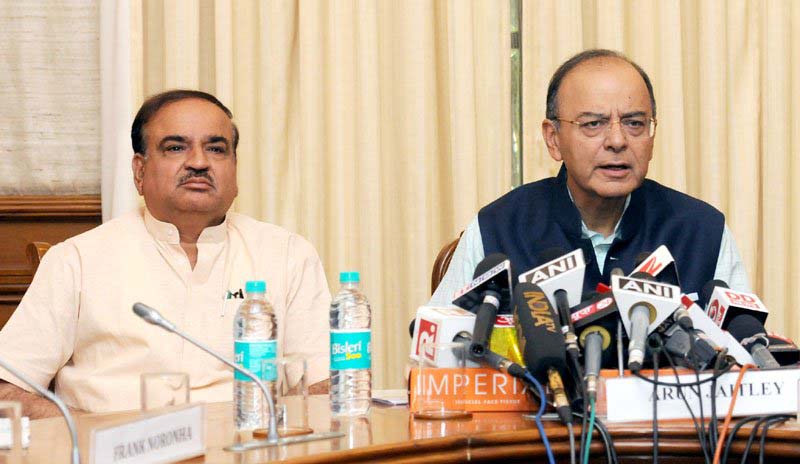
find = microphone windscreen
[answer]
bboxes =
[538,247,567,265]
[701,279,729,303]
[473,253,509,279]
[727,314,766,343]
[514,282,568,382]
[629,271,655,280]
[634,251,652,268]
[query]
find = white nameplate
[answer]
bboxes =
[0,417,30,448]
[90,403,205,464]
[604,368,800,423]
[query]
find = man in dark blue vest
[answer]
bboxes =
[430,49,749,306]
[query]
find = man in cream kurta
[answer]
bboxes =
[0,90,331,416]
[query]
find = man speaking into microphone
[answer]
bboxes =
[431,49,750,304]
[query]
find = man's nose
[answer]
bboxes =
[184,145,210,169]
[604,120,628,153]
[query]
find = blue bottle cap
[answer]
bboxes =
[339,271,360,283]
[245,280,266,293]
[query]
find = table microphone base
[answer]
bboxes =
[254,426,314,438]
[224,431,345,452]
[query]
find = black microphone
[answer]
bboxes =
[514,282,572,424]
[662,324,718,370]
[452,253,513,359]
[0,358,79,463]
[727,314,781,369]
[571,293,618,400]
[519,248,585,369]
[702,280,770,330]
[452,331,527,380]
[766,333,800,366]
[632,248,691,330]
[631,245,682,287]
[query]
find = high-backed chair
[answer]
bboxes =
[430,233,462,294]
[26,242,52,274]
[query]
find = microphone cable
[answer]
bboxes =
[683,324,716,462]
[720,415,764,464]
[718,413,790,463]
[523,367,620,464]
[581,397,597,464]
[661,342,712,464]
[705,349,729,455]
[567,422,576,464]
[711,363,755,464]
[757,415,791,464]
[740,414,792,463]
[522,370,556,464]
[570,409,617,464]
[651,340,660,464]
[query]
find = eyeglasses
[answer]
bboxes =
[554,116,657,139]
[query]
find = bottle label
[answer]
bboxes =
[234,339,277,382]
[330,330,371,370]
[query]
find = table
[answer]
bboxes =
[20,396,800,462]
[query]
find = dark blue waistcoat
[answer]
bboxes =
[478,166,724,305]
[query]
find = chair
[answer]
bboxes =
[26,242,52,274]
[430,233,462,294]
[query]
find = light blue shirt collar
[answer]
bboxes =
[565,188,631,273]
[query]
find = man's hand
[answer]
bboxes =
[0,381,76,419]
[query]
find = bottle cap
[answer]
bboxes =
[245,280,267,293]
[339,271,360,283]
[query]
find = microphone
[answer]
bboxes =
[451,332,527,380]
[727,314,781,369]
[702,281,769,330]
[452,254,513,359]
[631,245,681,287]
[631,247,691,328]
[661,324,718,370]
[678,295,754,365]
[611,274,681,371]
[0,359,79,464]
[133,302,279,442]
[514,282,572,424]
[766,332,800,366]
[518,248,586,364]
[409,306,476,364]
[571,293,618,400]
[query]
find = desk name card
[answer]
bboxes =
[90,403,205,464]
[602,368,800,422]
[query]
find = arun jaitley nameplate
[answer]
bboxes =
[601,368,800,422]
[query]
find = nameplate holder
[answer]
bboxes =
[409,367,538,412]
[600,367,800,423]
[0,417,30,448]
[90,403,205,464]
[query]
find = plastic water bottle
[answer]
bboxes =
[234,280,278,430]
[329,271,372,416]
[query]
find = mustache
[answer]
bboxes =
[177,170,215,187]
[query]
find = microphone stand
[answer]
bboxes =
[133,303,343,450]
[0,357,79,464]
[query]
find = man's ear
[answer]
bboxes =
[132,154,146,195]
[541,119,563,162]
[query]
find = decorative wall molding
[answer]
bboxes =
[0,195,101,219]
